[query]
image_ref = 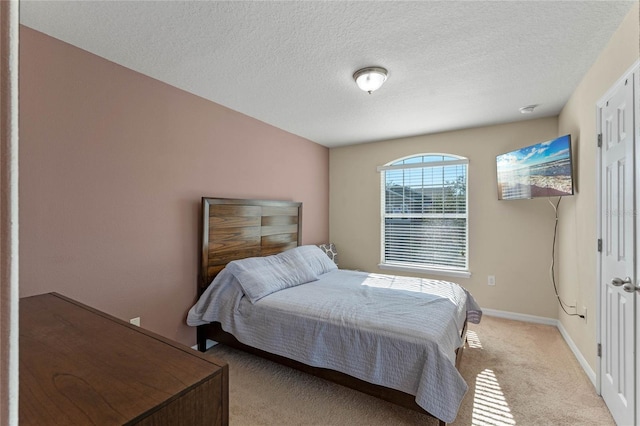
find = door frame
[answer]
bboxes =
[595,58,639,402]
[636,60,640,426]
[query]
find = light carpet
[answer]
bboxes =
[205,316,614,425]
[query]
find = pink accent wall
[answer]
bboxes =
[19,26,329,346]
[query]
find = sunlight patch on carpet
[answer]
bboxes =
[472,368,515,425]
[467,330,483,348]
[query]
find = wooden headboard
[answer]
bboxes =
[199,198,302,292]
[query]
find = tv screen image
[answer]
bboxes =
[496,134,574,200]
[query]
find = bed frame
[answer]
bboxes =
[196,197,465,426]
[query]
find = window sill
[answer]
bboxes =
[378,263,471,279]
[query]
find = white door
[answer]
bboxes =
[599,70,636,426]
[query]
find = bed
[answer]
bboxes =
[187,197,482,425]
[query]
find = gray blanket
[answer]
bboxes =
[187,269,482,423]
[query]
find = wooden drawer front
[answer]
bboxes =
[133,375,224,426]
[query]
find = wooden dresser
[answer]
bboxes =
[19,293,228,425]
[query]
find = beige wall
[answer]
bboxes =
[330,117,563,318]
[557,3,639,372]
[19,27,330,346]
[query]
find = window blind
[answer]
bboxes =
[380,155,468,271]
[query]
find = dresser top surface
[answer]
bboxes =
[20,292,226,425]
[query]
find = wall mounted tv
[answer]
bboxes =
[496,134,574,200]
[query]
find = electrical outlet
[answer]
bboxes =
[129,317,141,327]
[488,275,496,286]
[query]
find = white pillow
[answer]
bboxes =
[226,249,318,304]
[292,245,338,276]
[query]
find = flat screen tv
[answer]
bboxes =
[496,134,574,200]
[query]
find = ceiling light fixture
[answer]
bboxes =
[353,67,388,94]
[519,104,538,114]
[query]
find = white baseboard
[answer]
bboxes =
[556,321,596,387]
[482,308,558,326]
[482,308,596,387]
[190,339,218,351]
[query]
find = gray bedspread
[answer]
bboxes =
[187,268,482,423]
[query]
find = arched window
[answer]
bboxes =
[378,153,469,277]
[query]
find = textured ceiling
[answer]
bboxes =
[20,1,636,147]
